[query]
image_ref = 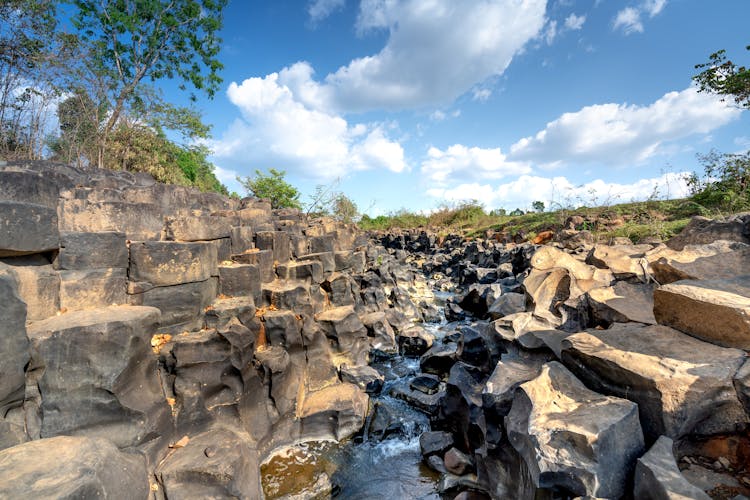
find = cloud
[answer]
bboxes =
[427,172,691,210]
[613,7,643,34]
[308,0,345,23]
[211,69,405,180]
[472,88,493,102]
[564,13,586,30]
[325,0,548,111]
[509,86,741,167]
[421,144,531,186]
[613,0,667,34]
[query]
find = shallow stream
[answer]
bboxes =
[261,291,455,499]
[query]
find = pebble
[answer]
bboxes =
[204,446,216,458]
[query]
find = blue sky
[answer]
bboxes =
[184,0,749,214]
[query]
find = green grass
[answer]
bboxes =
[357,197,726,244]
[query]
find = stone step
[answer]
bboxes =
[654,276,750,349]
[218,263,261,303]
[129,240,218,287]
[230,249,273,282]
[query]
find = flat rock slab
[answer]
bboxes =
[634,436,710,500]
[506,361,644,499]
[561,323,748,440]
[27,306,171,449]
[59,268,127,312]
[648,241,750,285]
[588,281,657,325]
[165,215,232,242]
[0,435,149,499]
[0,201,59,257]
[129,241,218,287]
[54,231,127,270]
[654,276,750,349]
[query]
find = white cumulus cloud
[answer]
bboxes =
[613,0,667,34]
[564,13,586,31]
[509,86,741,167]
[308,0,346,23]
[325,0,548,111]
[211,70,405,180]
[427,172,691,210]
[421,144,531,186]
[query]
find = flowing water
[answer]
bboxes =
[261,290,454,499]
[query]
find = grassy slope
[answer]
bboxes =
[359,198,724,243]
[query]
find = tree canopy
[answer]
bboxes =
[694,44,750,109]
[238,169,302,210]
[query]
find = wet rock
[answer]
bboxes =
[297,383,369,441]
[587,281,657,326]
[340,364,384,394]
[54,231,127,270]
[420,431,454,457]
[411,375,441,395]
[561,323,748,440]
[360,311,398,353]
[634,436,710,500]
[0,201,59,257]
[457,284,504,318]
[445,447,474,475]
[129,241,218,286]
[487,292,526,320]
[456,325,493,370]
[157,427,262,499]
[427,454,448,474]
[26,306,172,450]
[398,325,434,356]
[420,343,457,379]
[654,276,750,349]
[0,436,149,499]
[506,361,644,499]
[390,378,444,414]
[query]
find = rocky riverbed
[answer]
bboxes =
[0,160,749,499]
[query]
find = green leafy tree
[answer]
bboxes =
[694,44,750,108]
[238,169,302,209]
[70,0,228,167]
[687,150,750,212]
[532,200,545,212]
[332,193,358,223]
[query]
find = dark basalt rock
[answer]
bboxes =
[411,375,441,395]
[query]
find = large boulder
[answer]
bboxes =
[156,427,262,499]
[561,323,748,440]
[633,436,710,500]
[0,436,149,499]
[506,361,644,499]
[653,276,750,349]
[26,306,173,450]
